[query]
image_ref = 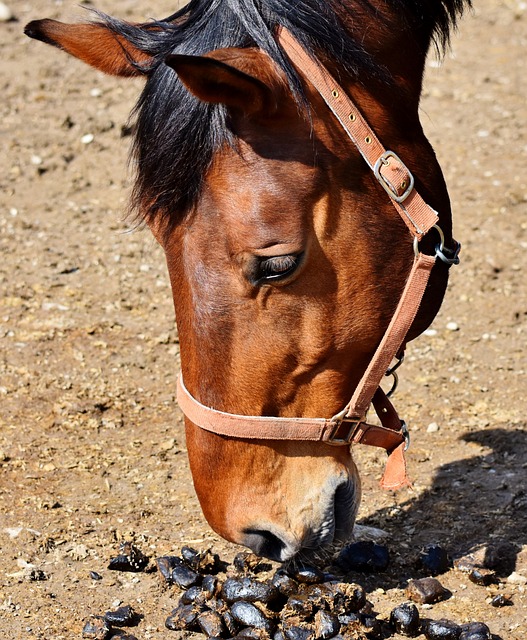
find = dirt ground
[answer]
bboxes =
[1,0,526,638]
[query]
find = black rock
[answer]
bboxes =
[180,585,205,605]
[420,545,451,576]
[81,615,111,639]
[313,610,340,639]
[489,593,513,607]
[202,574,219,598]
[327,582,367,614]
[459,622,491,640]
[468,568,497,587]
[165,603,201,631]
[272,570,298,597]
[104,604,138,627]
[335,541,390,573]
[197,610,225,637]
[157,556,201,588]
[221,576,278,604]
[222,609,239,636]
[389,602,420,637]
[230,601,274,633]
[283,624,315,640]
[291,564,325,584]
[406,577,451,604]
[423,618,462,640]
[108,542,148,572]
[181,546,221,573]
[89,571,103,581]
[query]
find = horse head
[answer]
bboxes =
[25,0,467,562]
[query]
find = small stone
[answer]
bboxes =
[446,321,459,331]
[389,602,420,637]
[420,544,451,575]
[0,2,13,21]
[290,564,325,584]
[406,577,451,604]
[230,601,274,633]
[336,541,390,572]
[221,576,278,604]
[313,610,340,639]
[108,542,148,572]
[197,610,225,637]
[422,618,461,640]
[82,615,111,639]
[489,593,513,607]
[165,603,200,631]
[507,571,527,585]
[104,604,138,627]
[81,133,95,144]
[427,422,440,433]
[468,568,497,586]
[459,622,491,640]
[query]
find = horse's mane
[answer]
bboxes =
[99,0,470,224]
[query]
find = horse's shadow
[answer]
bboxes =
[353,427,527,635]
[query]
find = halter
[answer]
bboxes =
[176,28,461,490]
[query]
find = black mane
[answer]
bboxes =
[99,0,471,224]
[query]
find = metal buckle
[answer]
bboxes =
[373,150,415,203]
[326,410,363,446]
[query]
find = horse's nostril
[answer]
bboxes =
[242,529,290,562]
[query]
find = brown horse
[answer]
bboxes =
[25,0,468,562]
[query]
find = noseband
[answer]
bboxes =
[176,28,461,490]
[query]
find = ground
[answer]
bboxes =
[1,0,526,638]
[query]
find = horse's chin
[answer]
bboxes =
[242,476,360,565]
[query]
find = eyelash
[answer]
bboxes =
[253,253,303,285]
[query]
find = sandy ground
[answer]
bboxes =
[1,0,526,638]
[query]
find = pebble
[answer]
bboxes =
[420,544,451,576]
[459,622,491,640]
[82,615,111,639]
[489,593,513,607]
[221,576,278,604]
[230,600,274,633]
[468,568,497,586]
[335,541,390,573]
[104,604,137,627]
[81,133,95,145]
[427,422,440,433]
[197,610,225,637]
[89,571,103,581]
[422,618,461,640]
[507,571,527,585]
[0,2,13,22]
[406,577,451,604]
[108,542,149,572]
[313,609,340,639]
[446,321,459,331]
[389,602,421,636]
[165,603,200,631]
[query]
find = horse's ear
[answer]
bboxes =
[165,50,281,116]
[24,19,152,77]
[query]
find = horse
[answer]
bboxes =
[25,0,467,562]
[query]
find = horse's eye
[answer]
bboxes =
[254,253,303,285]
